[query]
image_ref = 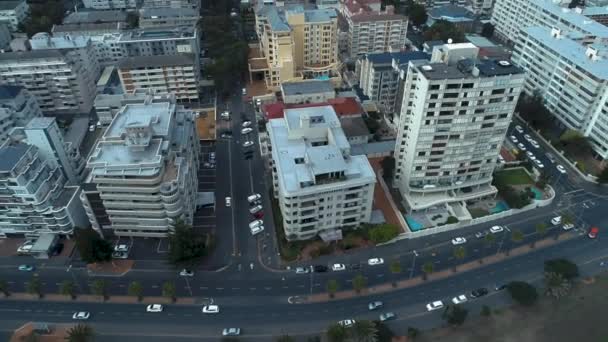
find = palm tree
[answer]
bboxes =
[0,280,10,297]
[128,281,144,302]
[352,274,367,294]
[453,246,467,272]
[508,229,524,255]
[326,279,339,298]
[27,276,43,299]
[65,323,94,342]
[60,280,76,300]
[544,271,572,299]
[389,260,401,287]
[91,279,108,301]
[326,323,347,342]
[421,262,434,281]
[276,334,296,342]
[532,223,547,247]
[351,320,377,342]
[162,281,176,303]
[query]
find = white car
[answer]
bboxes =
[249,220,263,229]
[17,244,34,254]
[72,312,90,320]
[243,141,254,148]
[295,266,310,274]
[225,197,231,207]
[526,151,536,159]
[179,269,194,277]
[247,193,261,203]
[250,225,264,236]
[523,134,532,141]
[202,305,219,314]
[530,140,540,148]
[517,143,526,151]
[515,125,523,133]
[551,216,562,225]
[242,88,247,95]
[556,165,567,174]
[338,319,356,327]
[451,237,467,245]
[146,304,163,313]
[533,159,544,168]
[426,301,444,311]
[242,120,252,127]
[367,258,384,266]
[89,124,95,132]
[379,312,396,322]
[241,127,253,134]
[490,225,504,233]
[114,244,129,252]
[331,263,346,271]
[562,223,575,230]
[368,301,383,310]
[451,294,468,304]
[509,135,518,143]
[249,205,262,214]
[222,328,241,336]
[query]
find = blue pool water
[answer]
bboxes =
[531,187,543,200]
[406,216,424,231]
[490,201,509,214]
[315,75,330,80]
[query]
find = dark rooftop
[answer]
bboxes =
[0,0,23,11]
[0,85,23,100]
[366,51,430,65]
[0,142,30,173]
[417,58,523,80]
[0,50,65,61]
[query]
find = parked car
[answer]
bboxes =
[242,120,252,128]
[222,328,241,336]
[313,265,328,272]
[470,288,489,298]
[530,140,540,148]
[17,243,34,254]
[203,162,215,168]
[533,159,544,168]
[510,135,518,143]
[243,141,254,148]
[202,305,220,314]
[18,265,34,271]
[253,211,264,219]
[556,165,567,174]
[146,304,163,313]
[295,267,310,274]
[515,125,524,133]
[367,258,384,266]
[249,205,262,214]
[475,231,488,239]
[517,143,526,151]
[242,88,247,95]
[379,312,396,322]
[179,269,194,277]
[451,294,468,304]
[112,251,128,259]
[250,225,264,236]
[247,193,261,203]
[241,127,253,134]
[562,223,575,230]
[72,312,90,320]
[114,244,129,252]
[249,220,263,229]
[588,227,599,239]
[490,225,504,233]
[332,263,346,271]
[451,237,467,245]
[338,319,356,327]
[426,301,444,311]
[368,301,383,310]
[495,284,507,291]
[523,134,532,141]
[551,216,562,225]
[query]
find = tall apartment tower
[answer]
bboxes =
[393,43,524,214]
[0,86,42,144]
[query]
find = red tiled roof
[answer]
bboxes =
[262,97,364,120]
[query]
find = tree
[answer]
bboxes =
[407,327,419,340]
[91,279,108,301]
[442,304,468,326]
[167,219,207,269]
[516,93,552,129]
[389,260,401,287]
[60,280,76,300]
[351,320,378,342]
[276,335,295,342]
[484,233,496,249]
[569,0,584,8]
[0,280,9,297]
[406,1,428,27]
[27,276,42,299]
[126,11,139,29]
[598,167,608,184]
[326,323,347,342]
[327,279,340,298]
[481,23,495,38]
[536,172,550,190]
[368,224,400,244]
[380,156,396,179]
[544,259,579,280]
[75,228,112,264]
[128,281,144,302]
[507,281,538,306]
[352,274,367,294]
[480,305,492,317]
[507,229,524,255]
[452,246,466,271]
[560,129,593,156]
[162,281,177,303]
[532,223,547,247]
[375,321,395,341]
[423,20,465,43]
[17,0,65,37]
[421,261,434,280]
[65,324,94,342]
[544,271,572,299]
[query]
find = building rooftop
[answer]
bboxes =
[428,4,475,22]
[465,34,497,48]
[304,8,337,22]
[0,0,23,11]
[0,85,23,100]
[29,33,90,50]
[140,7,198,18]
[118,26,196,42]
[366,50,430,65]
[0,141,29,173]
[0,49,65,61]
[583,6,608,16]
[417,58,523,80]
[534,0,608,38]
[259,5,337,32]
[118,53,195,69]
[264,97,364,119]
[63,10,128,24]
[24,117,54,130]
[340,116,370,138]
[53,22,124,33]
[282,80,334,96]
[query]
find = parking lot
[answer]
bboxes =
[196,141,217,233]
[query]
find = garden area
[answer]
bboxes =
[491,167,549,210]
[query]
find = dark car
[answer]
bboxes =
[220,130,232,138]
[51,243,64,256]
[495,284,507,291]
[253,211,264,219]
[313,265,328,273]
[470,288,489,298]
[350,263,361,270]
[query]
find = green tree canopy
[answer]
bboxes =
[380,156,396,179]
[327,279,340,297]
[91,279,109,300]
[368,224,400,244]
[18,0,65,37]
[162,281,177,302]
[597,167,608,183]
[0,280,10,297]
[406,2,428,27]
[423,20,465,43]
[544,271,572,299]
[128,281,144,301]
[167,220,207,268]
[27,276,42,298]
[276,335,296,342]
[326,323,347,342]
[352,274,367,293]
[442,304,468,326]
[351,320,378,342]
[544,259,579,280]
[507,281,538,306]
[75,228,112,264]
[60,280,76,299]
[481,23,495,38]
[65,324,94,342]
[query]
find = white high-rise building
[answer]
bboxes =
[512,27,608,159]
[0,86,42,144]
[94,89,175,125]
[81,94,199,237]
[393,43,524,214]
[82,0,138,10]
[0,0,29,31]
[267,105,376,241]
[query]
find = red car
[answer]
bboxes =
[588,227,599,239]
[253,211,264,219]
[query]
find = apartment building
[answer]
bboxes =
[142,0,201,10]
[139,7,199,28]
[0,0,29,31]
[583,6,608,26]
[0,140,88,237]
[512,26,608,159]
[250,4,339,90]
[82,0,138,10]
[468,0,495,14]
[357,51,430,114]
[340,0,408,58]
[413,0,467,9]
[0,86,42,144]
[491,0,608,44]
[267,105,376,241]
[63,10,128,25]
[94,88,175,125]
[118,54,199,102]
[281,80,335,104]
[82,95,199,237]
[393,43,524,215]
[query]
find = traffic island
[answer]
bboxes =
[1,293,197,305]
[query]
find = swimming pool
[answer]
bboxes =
[406,216,424,231]
[531,187,543,200]
[490,201,509,214]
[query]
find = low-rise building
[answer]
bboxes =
[427,4,476,32]
[63,10,129,25]
[0,86,42,144]
[82,0,138,10]
[94,89,175,125]
[281,80,335,104]
[0,0,29,32]
[139,7,199,28]
[142,0,200,10]
[339,116,371,145]
[267,105,376,241]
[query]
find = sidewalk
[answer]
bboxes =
[1,293,197,305]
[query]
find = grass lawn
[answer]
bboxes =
[469,208,490,218]
[494,168,534,186]
[417,273,608,342]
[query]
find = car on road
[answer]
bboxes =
[509,135,518,143]
[490,225,504,233]
[249,220,263,229]
[526,151,536,160]
[203,162,214,168]
[249,205,262,214]
[338,319,356,327]
[331,263,346,271]
[588,227,599,239]
[451,294,468,304]
[495,284,507,291]
[88,124,95,132]
[562,223,574,230]
[242,120,252,128]
[451,237,467,245]
[379,312,396,322]
[202,305,219,314]
[112,251,128,259]
[18,265,34,271]
[209,152,215,161]
[551,216,562,225]
[517,143,526,151]
[426,300,444,311]
[530,140,540,148]
[295,267,310,274]
[475,231,488,239]
[247,193,261,203]
[72,312,90,320]
[179,269,194,277]
[225,197,231,207]
[146,304,163,313]
[470,288,489,298]
[243,141,254,148]
[222,328,241,336]
[515,125,524,133]
[556,165,567,174]
[367,258,384,266]
[114,244,129,252]
[313,265,328,272]
[250,225,264,236]
[546,153,556,163]
[523,134,532,141]
[533,159,544,168]
[368,301,383,310]
[17,242,34,254]
[220,130,232,138]
[241,127,253,134]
